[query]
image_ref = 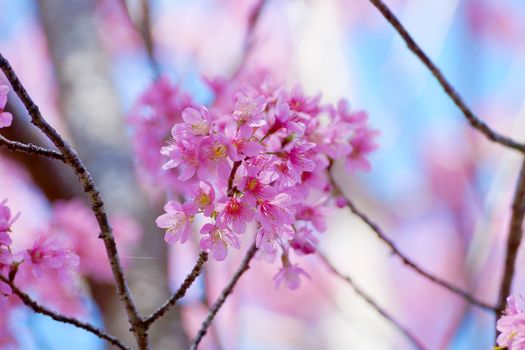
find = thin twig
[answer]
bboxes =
[144,252,208,328]
[367,0,525,153]
[496,158,525,322]
[318,252,426,350]
[189,242,258,350]
[201,266,225,350]
[0,134,65,161]
[0,53,148,349]
[231,0,268,79]
[330,175,495,311]
[0,275,131,350]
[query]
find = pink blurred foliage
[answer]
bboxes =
[0,151,141,346]
[466,1,525,49]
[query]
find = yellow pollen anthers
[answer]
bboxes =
[236,100,257,119]
[197,194,211,207]
[247,178,258,191]
[168,213,186,233]
[192,122,209,135]
[212,144,227,160]
[229,201,240,213]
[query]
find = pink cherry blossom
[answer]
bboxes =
[0,200,18,247]
[295,201,332,232]
[283,141,316,183]
[232,94,267,137]
[151,73,378,290]
[0,84,12,129]
[273,257,310,290]
[256,193,295,231]
[127,77,193,183]
[290,226,318,255]
[23,235,80,280]
[346,126,379,172]
[191,181,216,217]
[197,135,231,180]
[161,139,200,180]
[217,196,254,234]
[49,199,141,283]
[496,296,525,350]
[156,201,198,244]
[199,223,240,261]
[181,107,212,136]
[256,224,294,256]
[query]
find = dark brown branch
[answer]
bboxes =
[496,158,525,322]
[144,252,208,328]
[227,161,242,196]
[0,134,65,161]
[367,0,525,153]
[0,53,147,349]
[0,275,130,350]
[318,252,426,350]
[189,242,258,350]
[330,175,495,311]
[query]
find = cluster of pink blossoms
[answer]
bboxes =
[139,73,378,289]
[0,83,13,128]
[0,199,140,348]
[496,296,525,350]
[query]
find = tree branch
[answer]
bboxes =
[189,242,258,350]
[0,275,131,350]
[0,53,148,349]
[0,134,65,161]
[330,175,495,311]
[496,158,525,322]
[366,0,525,153]
[144,252,208,328]
[318,252,426,350]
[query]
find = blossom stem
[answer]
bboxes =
[227,160,242,196]
[0,134,65,161]
[0,53,147,349]
[189,242,258,350]
[329,174,495,311]
[143,252,208,328]
[366,0,525,153]
[0,275,131,350]
[496,158,525,323]
[318,252,426,350]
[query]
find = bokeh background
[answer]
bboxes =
[1,0,525,349]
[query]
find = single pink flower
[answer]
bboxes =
[217,196,254,234]
[273,258,310,290]
[191,181,215,217]
[161,139,200,180]
[345,126,379,172]
[0,200,19,247]
[290,226,318,255]
[284,141,316,182]
[255,224,294,255]
[285,85,321,115]
[336,99,368,127]
[224,123,263,161]
[295,201,332,232]
[197,135,231,180]
[256,193,295,231]
[232,94,267,137]
[199,223,240,261]
[156,201,198,244]
[0,84,12,129]
[181,107,212,136]
[24,235,80,279]
[497,296,525,350]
